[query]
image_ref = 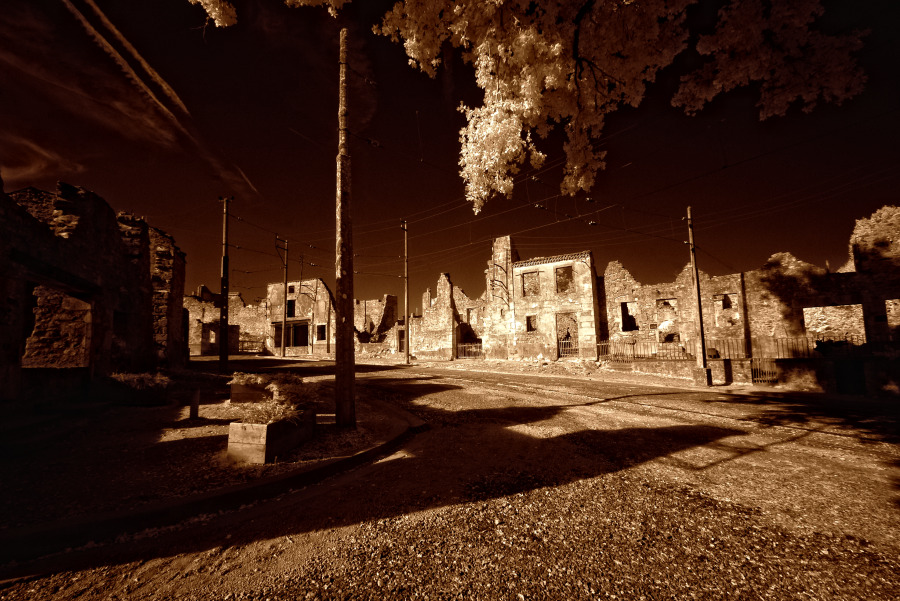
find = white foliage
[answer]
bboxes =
[189,0,866,212]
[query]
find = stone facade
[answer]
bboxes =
[183,286,268,356]
[267,279,336,356]
[410,274,457,360]
[0,182,185,400]
[354,295,398,343]
[509,251,601,360]
[408,237,602,361]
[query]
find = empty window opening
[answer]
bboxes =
[287,299,296,318]
[23,285,91,368]
[288,285,295,294]
[316,324,326,341]
[522,272,540,297]
[526,315,538,332]
[556,266,574,293]
[621,302,639,332]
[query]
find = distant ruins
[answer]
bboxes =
[408,206,900,395]
[0,181,185,400]
[184,278,399,357]
[180,205,899,395]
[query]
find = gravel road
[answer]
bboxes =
[2,365,898,600]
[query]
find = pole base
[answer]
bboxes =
[692,367,712,387]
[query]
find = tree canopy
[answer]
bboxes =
[189,0,867,213]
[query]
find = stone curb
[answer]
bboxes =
[0,398,427,566]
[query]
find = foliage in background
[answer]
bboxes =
[110,372,171,390]
[190,0,866,212]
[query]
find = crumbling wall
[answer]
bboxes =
[148,226,186,366]
[482,236,518,359]
[411,273,456,360]
[354,295,397,343]
[9,184,155,375]
[266,279,335,356]
[21,286,91,368]
[2,182,184,399]
[802,304,866,340]
[453,287,485,343]
[184,287,267,355]
[510,251,599,360]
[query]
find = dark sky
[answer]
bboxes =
[2,0,898,313]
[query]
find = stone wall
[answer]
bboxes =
[149,227,187,366]
[267,279,335,356]
[184,287,268,355]
[453,287,485,344]
[1,182,184,399]
[354,295,398,343]
[21,286,91,368]
[510,251,600,360]
[481,236,518,359]
[410,273,456,360]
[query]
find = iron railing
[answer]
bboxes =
[599,334,897,362]
[457,343,484,359]
[558,339,579,358]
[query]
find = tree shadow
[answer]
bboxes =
[705,391,900,444]
[0,380,743,578]
[750,244,900,396]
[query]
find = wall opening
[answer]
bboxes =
[621,301,638,332]
[22,285,91,368]
[526,315,538,332]
[556,266,574,294]
[522,272,540,297]
[291,323,309,347]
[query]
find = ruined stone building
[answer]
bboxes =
[411,236,602,361]
[606,205,900,349]
[1,181,185,400]
[267,278,337,356]
[409,206,899,394]
[355,295,399,346]
[183,286,268,355]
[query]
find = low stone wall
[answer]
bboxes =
[629,359,752,385]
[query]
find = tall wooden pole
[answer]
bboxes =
[219,195,231,372]
[402,220,409,364]
[277,236,288,357]
[687,206,708,371]
[335,27,356,427]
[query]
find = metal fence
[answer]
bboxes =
[238,340,265,354]
[600,334,897,363]
[457,343,484,359]
[597,340,693,362]
[558,339,579,358]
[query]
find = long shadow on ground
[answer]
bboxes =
[0,373,743,579]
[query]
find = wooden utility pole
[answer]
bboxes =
[401,220,409,365]
[687,206,710,385]
[219,195,231,372]
[335,27,356,427]
[276,236,288,357]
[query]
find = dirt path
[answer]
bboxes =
[2,368,898,600]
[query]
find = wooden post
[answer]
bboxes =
[402,219,409,365]
[190,388,200,420]
[687,206,711,386]
[335,28,356,427]
[219,196,231,373]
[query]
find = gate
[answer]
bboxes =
[457,343,484,359]
[751,358,778,384]
[558,339,578,358]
